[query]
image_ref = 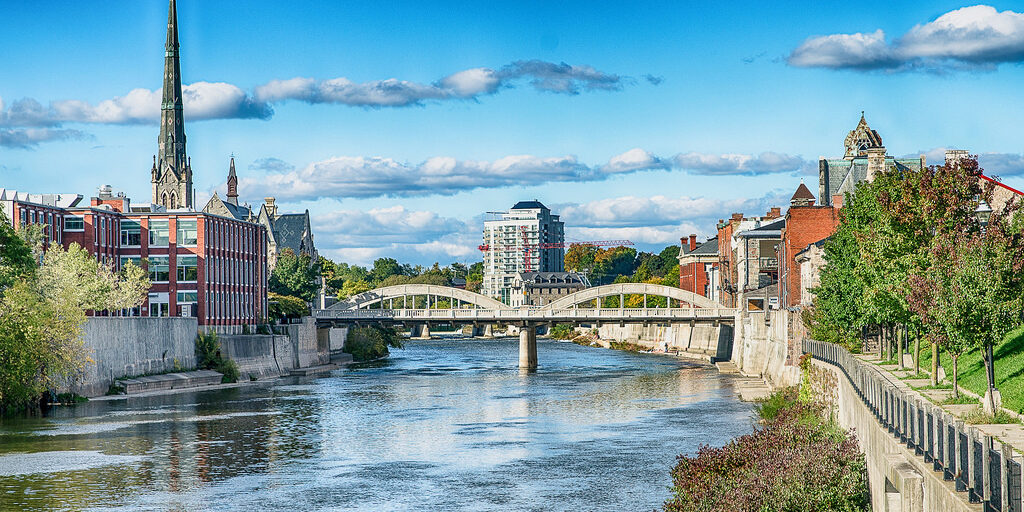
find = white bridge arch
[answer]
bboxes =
[542,283,721,310]
[330,284,513,311]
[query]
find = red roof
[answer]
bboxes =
[980,173,1024,196]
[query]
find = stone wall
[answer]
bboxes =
[821,360,977,512]
[219,317,330,380]
[217,334,293,379]
[596,322,732,360]
[74,317,198,397]
[731,308,801,387]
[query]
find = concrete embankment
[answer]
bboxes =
[74,316,341,397]
[594,322,733,361]
[74,317,198,397]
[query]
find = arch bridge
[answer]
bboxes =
[314,283,736,369]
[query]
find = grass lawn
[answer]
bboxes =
[911,326,1024,412]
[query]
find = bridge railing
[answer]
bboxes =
[804,338,1024,511]
[314,307,737,321]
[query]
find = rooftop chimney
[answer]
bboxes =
[731,213,743,222]
[688,234,697,252]
[766,207,782,218]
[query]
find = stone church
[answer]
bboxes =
[818,113,926,207]
[203,158,318,270]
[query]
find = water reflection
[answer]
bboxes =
[0,337,755,511]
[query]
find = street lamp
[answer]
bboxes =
[975,200,993,232]
[975,199,998,411]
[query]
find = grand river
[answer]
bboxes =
[0,337,755,511]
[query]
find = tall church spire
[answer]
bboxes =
[152,0,193,210]
[226,156,239,205]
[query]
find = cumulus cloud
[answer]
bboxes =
[0,60,637,147]
[788,5,1024,71]
[905,147,1024,176]
[674,151,804,175]
[254,60,628,107]
[0,84,271,128]
[237,148,804,201]
[310,205,477,266]
[0,127,89,149]
[248,157,295,173]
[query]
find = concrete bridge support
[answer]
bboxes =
[519,324,537,370]
[411,323,433,339]
[483,324,494,338]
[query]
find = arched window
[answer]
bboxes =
[161,193,169,208]
[169,193,177,209]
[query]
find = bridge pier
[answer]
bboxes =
[419,323,433,339]
[483,324,494,338]
[519,324,537,370]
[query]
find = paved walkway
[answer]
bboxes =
[859,354,1024,453]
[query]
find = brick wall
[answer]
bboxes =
[779,206,839,307]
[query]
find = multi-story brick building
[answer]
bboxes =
[715,208,783,307]
[678,234,719,302]
[777,183,839,308]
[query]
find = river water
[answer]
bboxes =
[0,338,755,511]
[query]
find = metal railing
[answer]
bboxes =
[313,307,737,322]
[804,339,1024,512]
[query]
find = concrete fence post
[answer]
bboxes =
[966,423,977,496]
[1000,443,1012,511]
[982,434,992,504]
[953,420,964,489]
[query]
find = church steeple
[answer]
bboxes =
[226,156,239,206]
[152,0,193,210]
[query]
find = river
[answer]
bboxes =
[0,337,756,511]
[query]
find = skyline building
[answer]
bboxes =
[481,200,565,304]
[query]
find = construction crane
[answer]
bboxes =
[478,232,634,273]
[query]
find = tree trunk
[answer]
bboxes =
[930,341,938,386]
[913,326,921,375]
[952,355,960,399]
[896,324,905,370]
[882,325,889,362]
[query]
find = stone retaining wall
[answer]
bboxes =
[74,317,198,397]
[595,322,732,360]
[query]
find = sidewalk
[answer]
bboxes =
[860,353,1024,453]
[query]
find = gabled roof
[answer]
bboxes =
[270,213,310,254]
[511,200,547,210]
[222,200,252,221]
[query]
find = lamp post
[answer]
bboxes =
[976,199,999,412]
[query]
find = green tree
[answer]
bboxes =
[565,244,599,273]
[0,209,35,290]
[0,242,148,413]
[269,249,319,303]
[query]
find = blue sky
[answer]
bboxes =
[3,1,1024,265]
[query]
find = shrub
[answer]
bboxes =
[549,324,576,340]
[609,341,646,352]
[665,389,869,512]
[345,326,403,361]
[195,330,239,383]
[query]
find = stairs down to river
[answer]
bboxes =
[117,370,224,394]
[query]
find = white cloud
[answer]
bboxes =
[789,5,1024,72]
[0,127,89,149]
[238,148,803,201]
[904,147,1024,176]
[674,151,804,175]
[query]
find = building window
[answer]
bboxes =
[177,219,197,246]
[64,215,85,231]
[120,220,141,246]
[177,290,198,303]
[149,220,170,246]
[120,255,142,270]
[177,255,198,282]
[148,255,170,282]
[148,293,169,317]
[100,218,106,246]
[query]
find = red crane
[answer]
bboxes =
[478,231,633,272]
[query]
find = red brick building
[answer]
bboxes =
[678,234,719,301]
[2,187,268,329]
[777,183,839,308]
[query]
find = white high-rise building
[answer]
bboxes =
[481,201,564,304]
